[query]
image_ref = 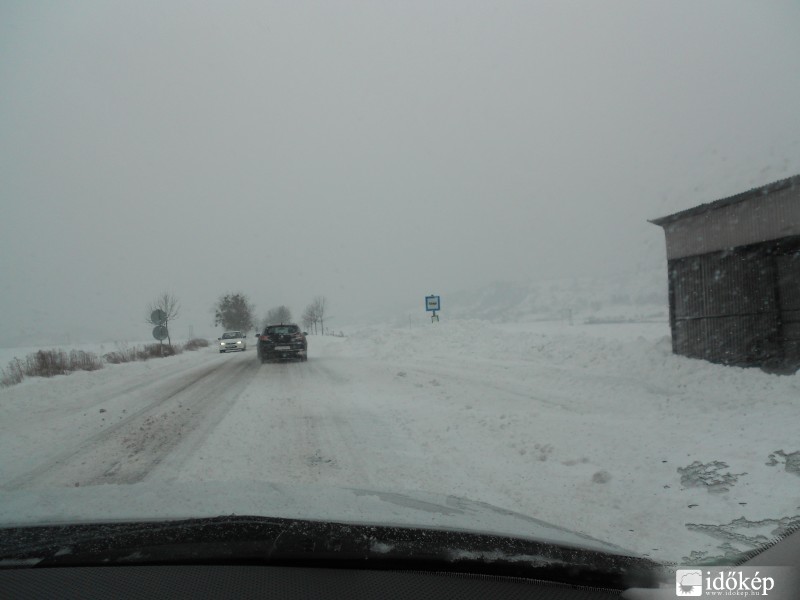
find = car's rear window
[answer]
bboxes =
[266,326,298,335]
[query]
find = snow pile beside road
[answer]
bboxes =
[332,319,796,396]
[316,319,800,563]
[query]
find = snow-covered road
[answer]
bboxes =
[1,322,798,565]
[2,358,251,490]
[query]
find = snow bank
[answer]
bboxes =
[331,319,795,390]
[319,320,800,563]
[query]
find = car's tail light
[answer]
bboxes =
[259,335,270,341]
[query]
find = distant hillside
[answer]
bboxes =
[444,269,668,324]
[347,265,670,330]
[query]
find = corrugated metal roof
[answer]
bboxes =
[650,174,800,226]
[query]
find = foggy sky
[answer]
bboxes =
[2,1,800,344]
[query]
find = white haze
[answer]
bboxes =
[1,1,799,344]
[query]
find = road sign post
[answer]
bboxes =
[151,310,168,356]
[152,325,168,356]
[425,295,441,323]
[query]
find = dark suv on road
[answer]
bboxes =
[257,324,307,362]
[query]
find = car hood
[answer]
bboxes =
[0,480,634,556]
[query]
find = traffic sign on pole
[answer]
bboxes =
[425,295,440,311]
[425,294,441,323]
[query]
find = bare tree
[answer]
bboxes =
[302,296,327,335]
[213,292,255,332]
[146,292,180,348]
[313,296,327,336]
[264,305,293,326]
[302,305,316,334]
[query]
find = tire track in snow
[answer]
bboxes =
[1,357,255,490]
[245,357,377,488]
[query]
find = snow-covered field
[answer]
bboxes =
[1,320,798,565]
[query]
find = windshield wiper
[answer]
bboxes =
[0,515,659,590]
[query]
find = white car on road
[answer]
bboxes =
[218,331,247,353]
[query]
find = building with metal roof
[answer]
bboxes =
[650,175,800,372]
